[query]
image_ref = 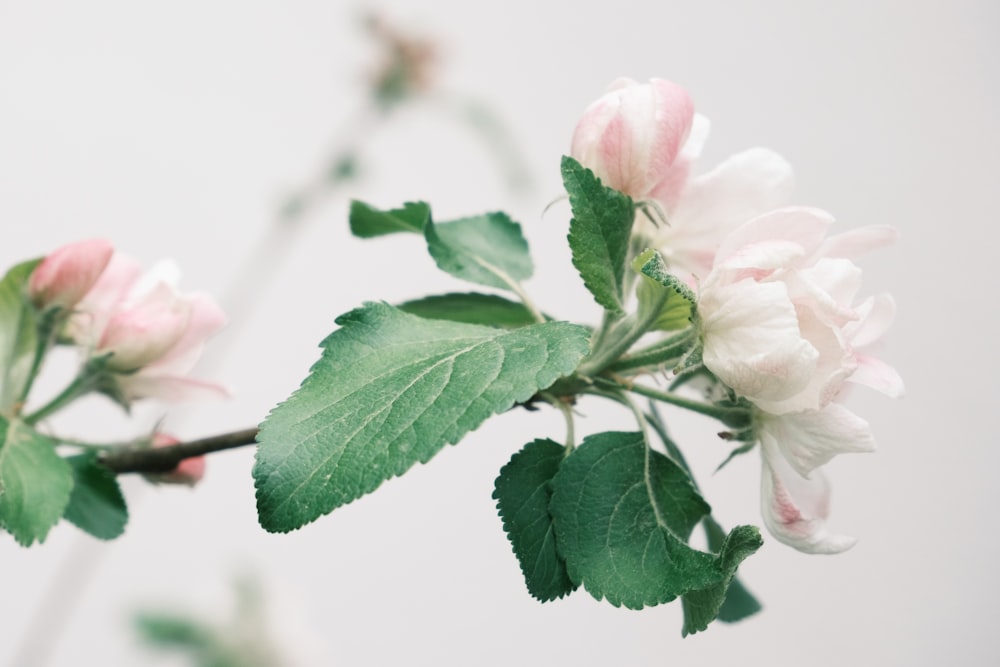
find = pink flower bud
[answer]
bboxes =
[571,78,695,200]
[28,239,114,309]
[147,433,206,486]
[97,284,193,371]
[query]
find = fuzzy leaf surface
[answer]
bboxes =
[561,156,634,316]
[349,200,430,238]
[494,438,575,601]
[0,259,41,411]
[255,302,590,533]
[0,416,72,545]
[64,452,128,540]
[633,248,697,331]
[397,293,538,328]
[425,213,533,290]
[697,516,763,625]
[549,431,761,615]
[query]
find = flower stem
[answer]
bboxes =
[592,376,752,429]
[99,427,260,474]
[607,327,696,374]
[577,289,669,377]
[23,362,104,426]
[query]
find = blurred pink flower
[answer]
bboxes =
[145,433,206,486]
[72,254,227,402]
[28,239,114,309]
[571,78,695,201]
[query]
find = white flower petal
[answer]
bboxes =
[715,207,834,267]
[844,293,897,348]
[760,440,857,555]
[817,225,898,260]
[758,403,875,478]
[701,279,818,403]
[850,354,905,398]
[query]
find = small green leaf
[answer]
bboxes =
[633,248,697,331]
[700,516,763,625]
[255,302,590,533]
[561,156,635,316]
[64,452,128,540]
[397,293,539,328]
[349,200,430,238]
[493,439,575,601]
[425,212,533,290]
[549,431,761,614]
[681,524,764,635]
[0,416,73,546]
[0,259,41,412]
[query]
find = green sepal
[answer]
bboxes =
[63,451,129,540]
[0,259,42,413]
[701,516,763,624]
[349,200,430,238]
[632,248,697,331]
[397,293,539,328]
[0,416,73,546]
[561,156,635,317]
[549,431,761,617]
[425,212,533,290]
[254,302,590,533]
[493,438,576,601]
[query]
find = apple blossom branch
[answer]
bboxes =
[99,427,259,475]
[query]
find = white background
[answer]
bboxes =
[0,1,996,665]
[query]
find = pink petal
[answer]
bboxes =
[850,354,905,398]
[98,284,192,371]
[760,439,858,554]
[817,225,898,260]
[143,292,227,374]
[119,373,230,402]
[844,293,896,348]
[29,239,114,309]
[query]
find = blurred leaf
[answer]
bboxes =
[0,259,41,411]
[0,416,72,546]
[64,452,128,540]
[349,200,430,238]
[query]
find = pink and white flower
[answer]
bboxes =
[696,207,901,553]
[71,253,227,402]
[28,239,114,309]
[571,78,695,201]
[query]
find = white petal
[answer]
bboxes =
[817,225,898,260]
[850,354,905,398]
[715,207,834,268]
[844,293,896,348]
[784,258,863,328]
[700,279,818,403]
[658,148,795,279]
[678,113,711,162]
[758,403,875,478]
[760,441,857,555]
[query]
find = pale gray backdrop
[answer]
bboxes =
[0,1,995,665]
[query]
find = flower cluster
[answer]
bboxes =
[31,239,227,403]
[572,78,902,554]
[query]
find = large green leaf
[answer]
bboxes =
[349,200,430,238]
[0,416,73,545]
[255,302,590,533]
[493,439,575,601]
[0,259,41,412]
[397,293,538,328]
[549,431,761,616]
[64,452,128,540]
[561,156,635,316]
[633,248,696,331]
[425,212,533,290]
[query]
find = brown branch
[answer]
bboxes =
[99,427,260,474]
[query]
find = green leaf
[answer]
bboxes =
[425,212,533,290]
[397,293,539,328]
[255,302,590,533]
[633,248,696,331]
[561,156,635,316]
[0,416,73,545]
[549,431,761,614]
[699,516,763,625]
[64,452,128,540]
[0,259,41,412]
[681,524,764,635]
[493,439,575,601]
[349,200,430,238]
